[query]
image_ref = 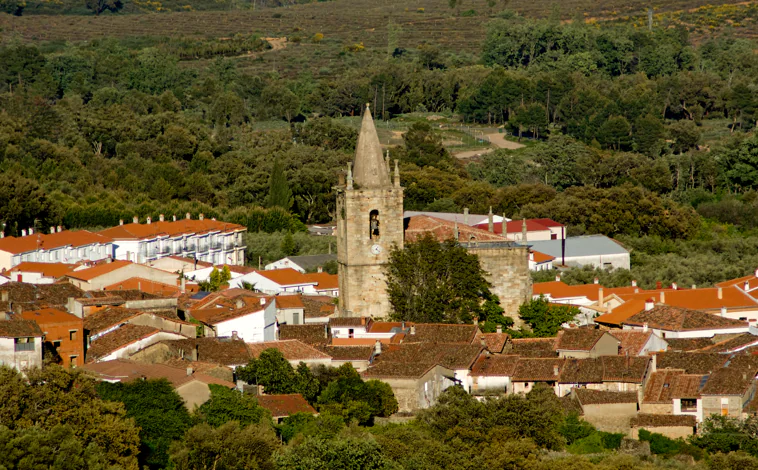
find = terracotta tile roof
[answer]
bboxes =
[367,322,407,334]
[700,334,758,353]
[671,374,705,399]
[189,304,265,326]
[624,305,749,331]
[0,318,44,337]
[278,324,328,345]
[87,289,160,301]
[556,329,615,352]
[302,296,336,319]
[601,356,650,383]
[65,260,133,281]
[329,317,370,328]
[257,268,317,287]
[405,324,480,344]
[631,414,696,427]
[274,295,305,309]
[531,218,565,228]
[303,272,339,291]
[257,394,317,418]
[701,356,758,396]
[533,281,607,303]
[595,299,648,326]
[82,359,235,388]
[20,307,81,326]
[575,389,637,405]
[509,337,557,357]
[477,332,509,353]
[86,324,160,362]
[560,358,604,383]
[98,219,245,240]
[247,340,331,362]
[374,343,483,370]
[643,369,684,403]
[665,338,714,352]
[530,250,555,263]
[716,273,758,288]
[404,215,508,243]
[104,277,180,296]
[362,361,440,379]
[9,262,79,278]
[163,337,252,366]
[316,345,373,361]
[0,282,85,311]
[0,230,111,255]
[609,330,653,356]
[474,219,553,235]
[655,352,728,374]
[84,306,186,336]
[512,358,564,382]
[470,354,520,377]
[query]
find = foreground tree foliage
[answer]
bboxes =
[170,422,279,470]
[0,365,140,469]
[386,234,498,323]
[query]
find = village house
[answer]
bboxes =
[6,262,79,284]
[621,304,753,339]
[316,345,374,372]
[21,307,83,367]
[0,282,85,313]
[189,298,277,343]
[104,277,183,297]
[528,251,555,271]
[133,337,254,370]
[0,228,114,271]
[98,215,246,266]
[609,330,668,356]
[83,306,196,343]
[0,317,43,371]
[247,339,332,367]
[555,329,620,358]
[469,354,520,395]
[629,414,697,440]
[265,254,336,273]
[83,359,236,409]
[572,389,639,433]
[85,324,187,363]
[302,272,339,297]
[699,356,758,419]
[274,295,336,325]
[63,260,179,291]
[68,290,179,318]
[362,361,456,413]
[278,324,329,346]
[257,394,318,423]
[557,356,651,397]
[511,358,565,395]
[230,268,318,295]
[524,235,630,270]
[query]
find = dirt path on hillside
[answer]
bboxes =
[453,132,525,159]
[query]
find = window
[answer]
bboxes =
[348,328,354,339]
[369,210,380,239]
[293,312,300,325]
[722,406,729,416]
[551,233,557,240]
[681,398,697,412]
[52,340,61,348]
[70,355,78,367]
[69,330,78,341]
[14,338,35,352]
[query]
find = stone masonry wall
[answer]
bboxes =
[468,244,531,328]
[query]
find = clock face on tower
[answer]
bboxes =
[370,244,383,255]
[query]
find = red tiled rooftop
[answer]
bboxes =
[9,262,79,278]
[98,219,245,240]
[473,219,552,235]
[404,215,507,243]
[303,272,339,290]
[247,340,331,361]
[274,295,305,309]
[64,260,133,281]
[609,330,653,356]
[257,268,317,287]
[623,305,748,331]
[531,251,555,263]
[256,394,317,418]
[21,307,81,326]
[0,230,112,255]
[83,359,235,388]
[104,277,180,296]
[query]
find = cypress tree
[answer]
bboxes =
[266,158,292,209]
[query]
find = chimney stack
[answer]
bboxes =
[187,367,193,376]
[317,266,323,273]
[180,277,186,294]
[598,288,604,307]
[159,214,165,222]
[231,331,239,340]
[488,207,494,233]
[671,282,677,290]
[593,277,599,284]
[1,291,7,302]
[555,274,561,282]
[529,252,535,261]
[660,291,665,303]
[631,280,637,287]
[721,306,727,317]
[643,322,649,332]
[56,226,62,233]
[133,216,139,224]
[394,160,400,188]
[745,281,751,291]
[186,212,191,220]
[718,287,723,300]
[410,325,416,335]
[21,229,26,237]
[645,298,655,311]
[374,339,382,356]
[119,219,124,226]
[480,335,486,347]
[28,228,33,235]
[0,232,4,239]
[521,218,528,242]
[50,227,55,234]
[146,216,151,225]
[260,297,267,305]
[199,214,204,221]
[656,281,662,289]
[463,208,469,226]
[692,284,696,289]
[755,267,758,278]
[553,365,559,376]
[172,214,177,222]
[496,324,503,334]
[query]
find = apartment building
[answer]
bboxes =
[98,214,246,266]
[0,228,114,271]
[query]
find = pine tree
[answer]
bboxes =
[266,158,292,209]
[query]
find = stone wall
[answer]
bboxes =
[464,243,531,328]
[582,402,638,433]
[337,186,404,319]
[639,403,673,414]
[629,426,694,440]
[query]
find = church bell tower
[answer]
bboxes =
[336,104,403,318]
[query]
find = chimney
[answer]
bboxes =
[718,287,723,300]
[1,291,7,302]
[645,298,654,311]
[529,252,535,261]
[186,212,191,220]
[480,335,486,347]
[21,229,26,237]
[138,281,141,291]
[463,208,469,225]
[593,277,599,284]
[192,345,198,361]
[555,274,561,282]
[496,324,503,334]
[260,297,267,306]
[671,282,677,290]
[181,277,186,293]
[28,228,33,235]
[410,325,416,335]
[199,214,204,221]
[401,321,405,330]
[374,339,382,356]
[172,214,177,222]
[0,232,4,238]
[56,226,62,233]
[598,288,604,307]
[50,227,55,234]
[631,280,637,287]
[755,268,758,278]
[186,367,193,376]
[660,291,665,303]
[159,214,165,222]
[317,266,323,273]
[346,162,353,190]
[231,331,239,340]
[656,281,662,289]
[721,306,727,317]
[692,284,696,289]
[521,218,528,242]
[394,159,400,188]
[553,364,559,376]
[119,219,124,226]
[236,299,245,309]
[745,281,751,291]
[488,207,494,233]
[643,322,649,332]
[473,317,479,326]
[146,216,151,225]
[133,216,139,224]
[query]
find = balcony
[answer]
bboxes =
[211,242,223,251]
[197,244,209,253]
[184,243,196,252]
[158,246,170,254]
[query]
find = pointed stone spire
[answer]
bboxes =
[353,104,391,189]
[488,207,494,233]
[394,160,400,188]
[346,162,354,190]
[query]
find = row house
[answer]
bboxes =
[0,229,114,271]
[0,317,43,371]
[99,214,246,266]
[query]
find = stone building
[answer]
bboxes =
[336,104,404,318]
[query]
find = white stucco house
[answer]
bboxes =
[0,318,43,371]
[233,269,318,295]
[191,298,277,343]
[524,235,630,270]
